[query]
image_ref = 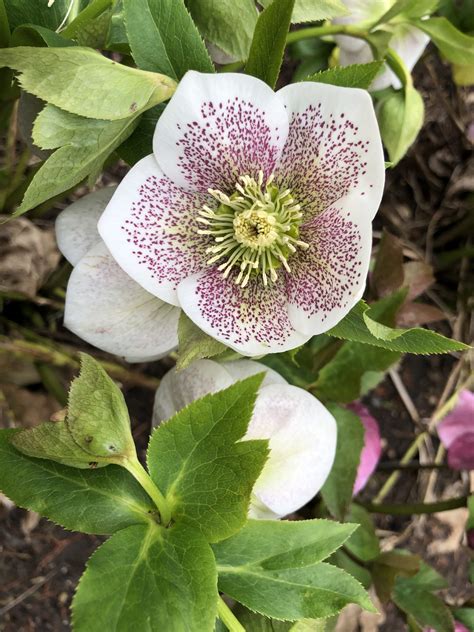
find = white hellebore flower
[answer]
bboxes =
[334,0,430,91]
[152,359,337,520]
[57,71,385,358]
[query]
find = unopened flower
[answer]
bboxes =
[437,390,474,471]
[333,0,430,91]
[55,187,180,362]
[348,401,382,495]
[89,71,384,356]
[152,358,337,519]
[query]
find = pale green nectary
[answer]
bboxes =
[152,358,337,519]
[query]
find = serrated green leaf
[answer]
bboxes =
[186,0,257,61]
[14,106,139,216]
[123,0,213,79]
[306,62,384,89]
[213,519,357,570]
[373,0,438,27]
[72,523,218,632]
[0,429,153,534]
[321,406,365,520]
[259,0,348,24]
[148,375,269,542]
[11,353,137,467]
[328,300,468,354]
[328,549,372,589]
[345,504,380,562]
[176,312,228,370]
[412,17,474,66]
[377,85,424,165]
[245,0,295,89]
[4,0,88,31]
[232,606,330,631]
[217,560,374,620]
[0,46,176,120]
[66,353,136,460]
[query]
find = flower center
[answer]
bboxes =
[197,171,308,287]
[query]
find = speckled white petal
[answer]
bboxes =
[177,270,309,357]
[56,187,116,265]
[275,80,385,221]
[153,71,289,192]
[98,155,209,306]
[220,359,287,387]
[286,193,373,336]
[152,359,233,425]
[246,384,337,519]
[64,241,179,362]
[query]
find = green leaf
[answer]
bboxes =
[232,606,331,631]
[0,429,153,535]
[306,62,384,89]
[214,519,373,620]
[176,312,228,370]
[372,550,420,603]
[377,85,424,165]
[117,104,164,165]
[4,0,88,31]
[14,105,139,216]
[329,549,372,589]
[123,0,213,79]
[345,504,380,562]
[65,353,136,459]
[186,0,257,61]
[373,0,438,27]
[245,0,295,89]
[328,300,468,354]
[453,608,474,630]
[412,17,474,66]
[0,46,176,120]
[217,559,373,620]
[148,375,268,542]
[321,406,365,520]
[394,567,454,632]
[259,0,348,24]
[11,24,77,47]
[314,342,400,403]
[72,523,218,632]
[213,519,357,570]
[11,353,137,467]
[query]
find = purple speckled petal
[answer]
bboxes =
[275,81,385,221]
[286,193,372,336]
[347,401,382,496]
[98,155,209,306]
[177,269,309,356]
[153,71,289,192]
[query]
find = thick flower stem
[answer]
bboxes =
[385,48,413,88]
[61,0,112,37]
[286,24,368,45]
[360,496,468,515]
[124,458,172,526]
[217,597,246,632]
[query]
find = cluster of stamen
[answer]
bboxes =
[196,171,308,287]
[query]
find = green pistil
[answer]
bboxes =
[196,171,308,287]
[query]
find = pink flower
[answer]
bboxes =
[348,401,382,495]
[57,71,385,358]
[426,623,469,632]
[437,390,474,471]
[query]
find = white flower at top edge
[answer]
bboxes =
[56,71,385,359]
[152,358,337,520]
[333,0,430,91]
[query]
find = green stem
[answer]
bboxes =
[61,0,112,38]
[218,597,246,632]
[373,432,427,503]
[385,47,412,88]
[360,496,469,515]
[286,24,368,45]
[124,457,172,526]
